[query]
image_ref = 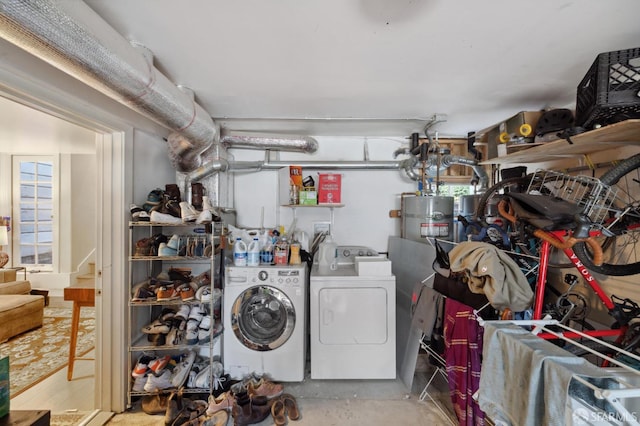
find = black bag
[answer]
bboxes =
[432,272,490,311]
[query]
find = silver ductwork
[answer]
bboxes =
[184,153,451,184]
[220,131,318,153]
[0,0,216,172]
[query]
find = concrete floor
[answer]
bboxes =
[104,365,456,425]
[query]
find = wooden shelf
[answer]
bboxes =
[481,119,640,165]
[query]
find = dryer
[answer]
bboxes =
[310,246,396,379]
[223,264,307,382]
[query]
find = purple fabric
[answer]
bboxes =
[444,298,485,426]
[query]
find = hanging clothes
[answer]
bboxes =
[444,298,485,426]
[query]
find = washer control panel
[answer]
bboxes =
[249,268,302,285]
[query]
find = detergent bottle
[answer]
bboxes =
[247,237,260,266]
[317,234,338,274]
[233,237,248,266]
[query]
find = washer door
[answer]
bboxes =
[230,285,296,352]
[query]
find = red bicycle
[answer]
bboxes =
[478,168,640,359]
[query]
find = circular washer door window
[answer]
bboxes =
[230,285,296,351]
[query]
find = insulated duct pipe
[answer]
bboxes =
[220,132,318,153]
[187,156,423,183]
[0,0,216,172]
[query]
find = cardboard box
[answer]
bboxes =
[289,165,303,187]
[318,173,341,204]
[299,188,317,205]
[484,111,543,159]
[501,110,542,137]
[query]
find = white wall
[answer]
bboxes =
[232,136,421,253]
[131,129,175,206]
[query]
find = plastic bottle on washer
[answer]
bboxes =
[247,237,260,266]
[274,234,290,265]
[233,237,248,266]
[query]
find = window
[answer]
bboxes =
[12,157,56,270]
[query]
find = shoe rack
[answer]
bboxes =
[126,220,224,407]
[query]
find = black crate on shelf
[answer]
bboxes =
[575,47,640,129]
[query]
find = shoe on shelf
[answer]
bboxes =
[199,320,223,345]
[148,355,172,376]
[192,271,211,288]
[191,182,204,210]
[143,369,173,392]
[194,364,211,389]
[147,333,166,346]
[196,209,212,224]
[131,281,157,302]
[131,374,147,392]
[178,283,196,302]
[197,315,213,344]
[202,196,223,222]
[167,234,181,251]
[160,199,182,218]
[130,204,151,222]
[166,320,186,346]
[171,350,197,388]
[186,321,200,346]
[157,284,180,301]
[141,318,171,335]
[247,378,284,400]
[158,242,178,257]
[169,267,192,282]
[188,304,207,323]
[134,238,153,257]
[180,201,199,222]
[150,210,183,224]
[174,304,191,321]
[132,354,154,378]
[143,188,164,212]
[165,183,182,202]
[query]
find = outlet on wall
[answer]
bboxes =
[313,221,331,240]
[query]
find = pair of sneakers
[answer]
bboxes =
[131,354,172,392]
[156,282,195,302]
[185,305,222,345]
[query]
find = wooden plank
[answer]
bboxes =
[481,119,640,165]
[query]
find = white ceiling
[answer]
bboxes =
[73,0,640,137]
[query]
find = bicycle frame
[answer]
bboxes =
[533,229,627,341]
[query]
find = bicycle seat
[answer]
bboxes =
[505,193,580,230]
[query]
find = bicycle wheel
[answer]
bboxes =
[475,174,574,268]
[573,153,640,276]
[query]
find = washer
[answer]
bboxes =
[310,246,396,379]
[223,264,307,382]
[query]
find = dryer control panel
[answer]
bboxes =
[337,245,379,265]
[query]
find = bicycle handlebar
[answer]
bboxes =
[497,199,604,266]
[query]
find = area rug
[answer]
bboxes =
[50,410,94,426]
[0,306,95,397]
